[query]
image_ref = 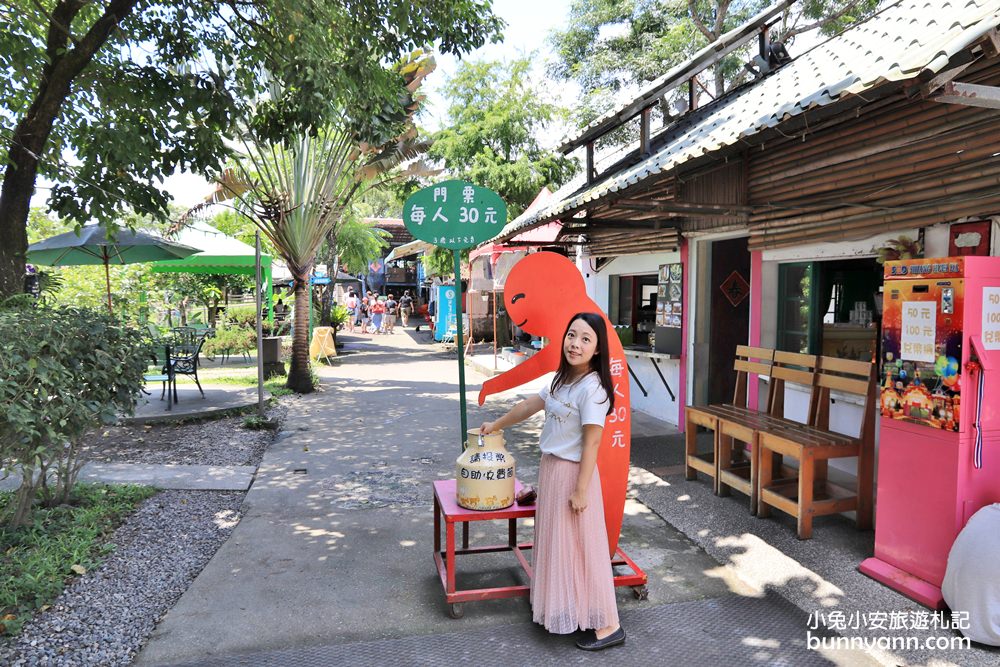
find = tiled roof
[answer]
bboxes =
[363,218,413,247]
[508,0,1000,237]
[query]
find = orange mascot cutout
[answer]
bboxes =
[478,252,631,558]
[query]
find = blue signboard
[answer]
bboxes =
[434,285,457,342]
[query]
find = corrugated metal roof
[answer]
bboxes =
[506,0,1000,239]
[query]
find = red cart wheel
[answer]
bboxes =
[632,585,649,600]
[447,603,464,619]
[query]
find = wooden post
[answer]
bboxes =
[640,107,652,157]
[586,142,595,184]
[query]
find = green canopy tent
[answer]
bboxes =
[150,220,274,323]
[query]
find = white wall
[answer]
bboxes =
[579,251,681,307]
[580,250,682,423]
[624,353,682,424]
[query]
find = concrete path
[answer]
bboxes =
[0,463,255,492]
[130,383,268,425]
[135,327,877,666]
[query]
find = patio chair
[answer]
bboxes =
[171,334,207,398]
[191,326,216,361]
[142,343,176,410]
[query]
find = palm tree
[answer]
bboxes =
[215,52,436,392]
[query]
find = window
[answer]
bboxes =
[776,258,881,360]
[609,273,658,344]
[777,262,818,354]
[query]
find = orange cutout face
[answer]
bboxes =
[479,252,631,557]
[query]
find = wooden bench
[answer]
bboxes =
[756,356,877,539]
[684,346,775,493]
[716,351,820,515]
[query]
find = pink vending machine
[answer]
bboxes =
[859,257,1000,608]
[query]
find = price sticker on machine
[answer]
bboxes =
[984,287,1000,350]
[901,301,936,362]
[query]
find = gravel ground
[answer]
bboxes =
[0,490,244,667]
[1,402,288,665]
[79,402,288,467]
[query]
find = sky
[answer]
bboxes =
[32,0,576,211]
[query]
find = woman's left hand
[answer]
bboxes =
[569,490,588,514]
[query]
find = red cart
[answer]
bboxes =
[432,479,648,618]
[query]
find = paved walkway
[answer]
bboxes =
[135,328,877,666]
[0,463,255,492]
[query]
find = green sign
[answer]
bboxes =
[402,180,507,250]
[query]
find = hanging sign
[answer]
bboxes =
[901,301,936,362]
[403,180,508,249]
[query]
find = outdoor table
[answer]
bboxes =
[432,479,648,619]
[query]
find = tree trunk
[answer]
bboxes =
[287,274,314,393]
[7,473,39,529]
[0,0,142,299]
[0,154,34,298]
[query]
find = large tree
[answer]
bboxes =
[0,0,503,298]
[550,0,881,126]
[428,57,578,219]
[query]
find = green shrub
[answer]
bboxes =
[0,305,149,528]
[224,304,258,327]
[202,324,255,357]
[329,304,349,329]
[0,483,156,636]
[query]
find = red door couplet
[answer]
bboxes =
[478,252,632,558]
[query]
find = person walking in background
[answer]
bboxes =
[359,294,371,335]
[384,294,398,334]
[345,290,358,334]
[479,312,624,651]
[371,296,386,334]
[399,290,413,327]
[420,297,435,334]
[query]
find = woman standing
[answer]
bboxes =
[371,296,386,334]
[480,312,624,651]
[345,290,358,334]
[359,294,371,335]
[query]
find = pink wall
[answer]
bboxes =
[748,250,763,408]
[678,239,689,432]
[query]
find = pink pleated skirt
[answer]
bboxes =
[530,453,619,634]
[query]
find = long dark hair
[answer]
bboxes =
[550,312,615,415]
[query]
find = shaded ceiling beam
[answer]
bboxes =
[566,225,670,234]
[503,240,585,246]
[615,198,753,215]
[565,218,679,230]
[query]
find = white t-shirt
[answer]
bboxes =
[537,372,610,462]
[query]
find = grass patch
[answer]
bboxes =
[0,484,157,636]
[174,373,293,398]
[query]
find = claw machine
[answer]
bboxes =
[860,257,1000,608]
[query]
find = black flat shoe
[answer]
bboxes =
[575,626,625,651]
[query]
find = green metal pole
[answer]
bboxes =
[454,250,468,448]
[265,261,274,325]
